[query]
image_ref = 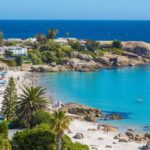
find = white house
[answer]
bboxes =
[24,38,37,43]
[6,47,28,56]
[54,38,68,45]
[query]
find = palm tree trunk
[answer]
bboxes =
[57,135,62,150]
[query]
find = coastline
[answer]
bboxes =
[1,68,149,150]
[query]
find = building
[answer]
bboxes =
[24,38,37,43]
[54,38,68,45]
[5,47,28,57]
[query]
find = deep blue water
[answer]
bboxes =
[0,20,150,42]
[38,65,150,131]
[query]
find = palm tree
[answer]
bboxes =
[50,110,71,150]
[47,29,58,39]
[0,32,3,46]
[16,86,49,128]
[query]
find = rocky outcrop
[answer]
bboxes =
[62,58,102,72]
[99,124,118,132]
[31,65,67,72]
[62,103,103,122]
[145,133,150,139]
[77,53,93,61]
[29,41,150,73]
[104,114,123,120]
[142,141,150,150]
[114,131,147,143]
[122,41,150,58]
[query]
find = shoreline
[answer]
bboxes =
[1,69,149,149]
[66,119,146,150]
[33,66,150,134]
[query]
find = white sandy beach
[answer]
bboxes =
[67,119,145,150]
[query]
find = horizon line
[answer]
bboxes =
[0,19,150,21]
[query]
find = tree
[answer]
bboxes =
[0,137,11,150]
[0,32,3,46]
[0,121,8,139]
[16,56,23,66]
[16,86,49,128]
[86,40,100,52]
[36,33,47,44]
[71,42,81,51]
[1,77,17,121]
[50,110,71,150]
[65,32,70,38]
[112,40,122,49]
[47,29,58,39]
[30,109,51,128]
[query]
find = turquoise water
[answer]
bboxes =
[38,65,150,132]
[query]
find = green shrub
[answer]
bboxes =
[29,53,43,65]
[112,40,122,48]
[62,135,89,150]
[86,40,100,52]
[12,124,56,150]
[12,124,89,150]
[30,110,51,128]
[109,48,123,55]
[0,136,11,150]
[4,60,17,67]
[0,121,8,139]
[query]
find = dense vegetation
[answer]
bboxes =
[12,124,89,150]
[0,30,124,67]
[16,86,49,128]
[0,80,89,150]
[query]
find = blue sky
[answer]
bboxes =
[0,0,150,20]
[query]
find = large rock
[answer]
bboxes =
[73,133,84,139]
[62,103,103,122]
[125,131,134,138]
[94,57,110,65]
[84,115,96,122]
[142,141,150,150]
[77,53,93,61]
[105,114,123,120]
[50,62,57,67]
[122,42,150,58]
[145,133,150,139]
[118,137,129,143]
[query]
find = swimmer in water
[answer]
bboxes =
[137,96,142,103]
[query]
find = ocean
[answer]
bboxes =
[0,20,150,42]
[38,65,150,132]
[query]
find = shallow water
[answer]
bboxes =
[38,65,150,132]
